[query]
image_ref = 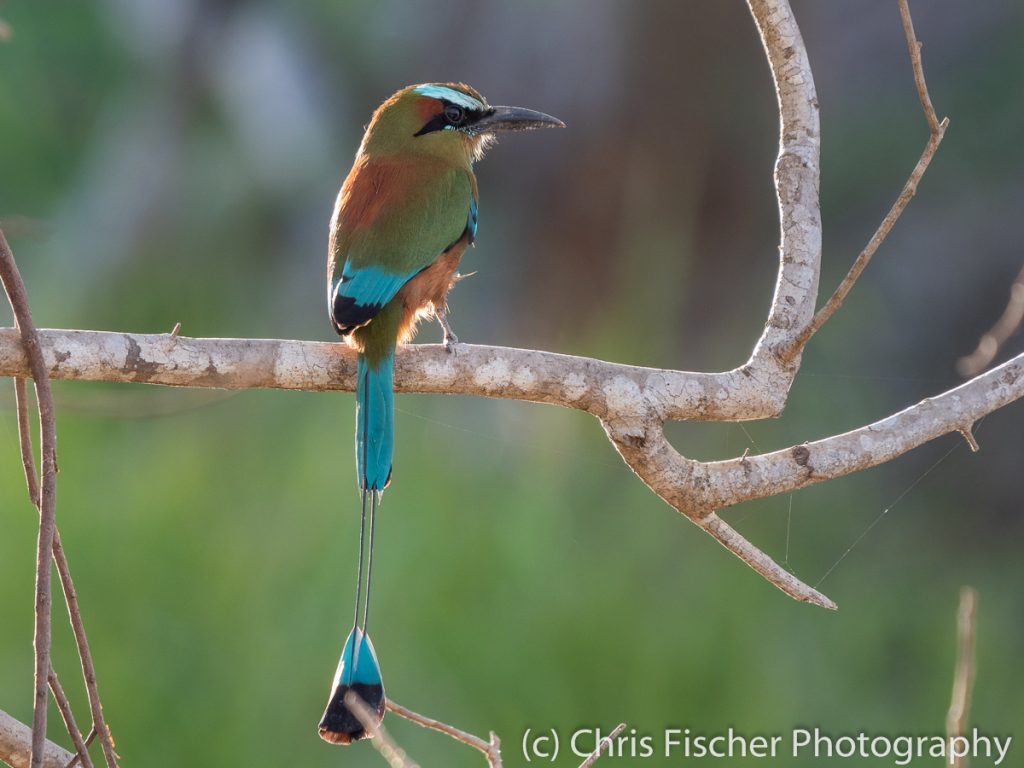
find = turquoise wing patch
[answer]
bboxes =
[332,263,417,334]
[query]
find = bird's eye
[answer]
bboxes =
[444,105,466,125]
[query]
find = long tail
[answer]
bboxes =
[319,348,394,745]
[356,350,394,492]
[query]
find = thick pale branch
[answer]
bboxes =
[744,0,822,373]
[0,328,784,422]
[694,352,1021,507]
[605,420,835,609]
[607,351,1023,607]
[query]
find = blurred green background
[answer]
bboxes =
[1,1,1022,766]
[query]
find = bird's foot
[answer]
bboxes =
[435,308,460,354]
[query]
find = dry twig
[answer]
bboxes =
[782,0,948,359]
[0,230,59,768]
[344,694,419,768]
[946,588,978,767]
[957,267,1024,377]
[386,700,502,767]
[63,730,96,768]
[578,723,627,768]
[46,672,92,768]
[6,243,118,768]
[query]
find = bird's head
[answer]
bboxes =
[358,83,564,165]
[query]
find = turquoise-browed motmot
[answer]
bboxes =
[318,83,563,744]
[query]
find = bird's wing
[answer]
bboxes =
[330,160,475,333]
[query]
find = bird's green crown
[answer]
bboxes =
[358,83,492,164]
[358,83,564,165]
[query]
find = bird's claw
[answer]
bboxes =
[436,308,460,354]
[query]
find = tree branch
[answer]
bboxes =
[7,321,1015,611]
[46,671,92,768]
[578,723,627,768]
[0,328,788,422]
[0,232,59,768]
[946,587,977,767]
[897,0,941,134]
[14,355,117,767]
[386,701,502,768]
[957,266,1024,378]
[344,694,419,768]
[613,350,1022,514]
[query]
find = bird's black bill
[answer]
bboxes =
[318,683,385,745]
[472,105,565,133]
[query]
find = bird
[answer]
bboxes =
[318,83,563,745]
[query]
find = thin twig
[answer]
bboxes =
[47,670,94,768]
[64,729,96,768]
[897,0,940,134]
[700,513,836,609]
[13,330,119,768]
[344,693,419,768]
[14,377,39,500]
[957,426,980,453]
[578,723,626,768]
[51,533,118,767]
[946,588,977,768]
[957,266,1024,377]
[386,700,502,768]
[782,0,947,360]
[0,229,59,768]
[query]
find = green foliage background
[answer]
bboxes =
[0,1,1021,765]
